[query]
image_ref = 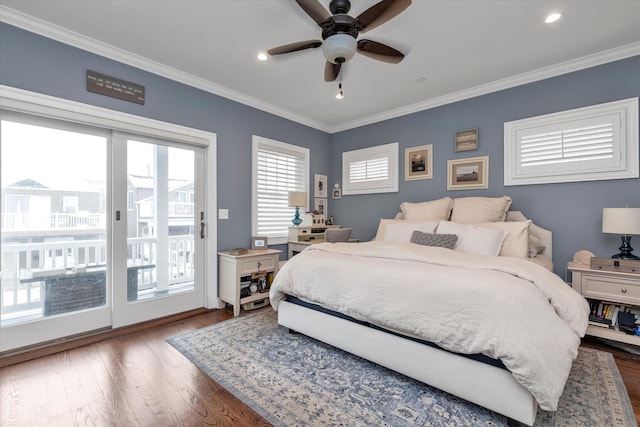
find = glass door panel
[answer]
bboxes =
[0,117,111,350]
[112,133,204,327]
[126,140,195,301]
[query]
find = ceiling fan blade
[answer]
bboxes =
[357,39,405,63]
[267,40,323,56]
[324,61,342,82]
[295,0,331,25]
[356,0,411,33]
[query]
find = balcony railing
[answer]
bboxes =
[1,212,106,230]
[1,235,195,322]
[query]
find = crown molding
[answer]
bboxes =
[0,5,332,133]
[2,5,638,135]
[328,41,640,133]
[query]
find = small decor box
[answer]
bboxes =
[229,248,249,256]
[590,257,640,274]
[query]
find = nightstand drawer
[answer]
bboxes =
[581,274,640,305]
[239,256,277,274]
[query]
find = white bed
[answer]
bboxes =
[270,198,589,426]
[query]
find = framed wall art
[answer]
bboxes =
[251,236,268,250]
[332,188,341,199]
[447,156,489,190]
[405,144,433,181]
[454,128,478,152]
[314,174,327,198]
[314,198,327,215]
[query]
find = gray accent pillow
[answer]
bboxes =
[410,231,458,249]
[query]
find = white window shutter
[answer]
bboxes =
[505,98,638,185]
[252,136,309,244]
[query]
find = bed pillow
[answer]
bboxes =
[479,220,531,258]
[450,196,512,223]
[528,234,546,258]
[382,220,439,242]
[400,197,453,221]
[373,219,438,242]
[410,231,458,249]
[436,221,508,256]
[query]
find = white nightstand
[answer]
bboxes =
[568,262,640,345]
[218,249,281,317]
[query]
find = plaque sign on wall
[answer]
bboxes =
[86,70,145,105]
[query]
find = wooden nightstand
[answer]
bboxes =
[568,262,640,345]
[218,249,281,317]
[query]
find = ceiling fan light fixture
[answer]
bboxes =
[322,33,357,64]
[336,83,344,99]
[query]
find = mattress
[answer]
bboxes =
[285,295,507,369]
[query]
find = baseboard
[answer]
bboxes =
[0,307,214,367]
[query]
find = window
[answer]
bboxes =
[504,98,638,185]
[252,136,309,245]
[342,142,398,195]
[62,196,78,213]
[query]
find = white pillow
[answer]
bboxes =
[375,220,438,242]
[400,197,453,221]
[480,221,531,258]
[436,221,508,256]
[450,196,512,223]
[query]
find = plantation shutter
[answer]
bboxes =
[253,136,308,244]
[504,98,638,185]
[343,142,398,195]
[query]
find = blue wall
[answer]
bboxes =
[330,56,640,275]
[0,23,331,258]
[2,22,639,275]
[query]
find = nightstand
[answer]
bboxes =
[568,262,639,345]
[218,249,281,317]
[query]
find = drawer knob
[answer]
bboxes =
[621,288,627,293]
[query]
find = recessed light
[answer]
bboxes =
[545,12,562,24]
[257,52,268,61]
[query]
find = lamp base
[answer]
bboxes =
[611,235,640,260]
[291,207,302,227]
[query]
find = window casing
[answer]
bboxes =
[504,98,638,185]
[252,136,309,245]
[342,142,399,195]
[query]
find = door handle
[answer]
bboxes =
[200,211,205,239]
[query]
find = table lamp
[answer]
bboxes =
[602,207,640,260]
[288,191,307,227]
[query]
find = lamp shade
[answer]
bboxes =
[288,191,307,208]
[602,208,640,235]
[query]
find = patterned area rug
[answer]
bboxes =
[167,309,637,427]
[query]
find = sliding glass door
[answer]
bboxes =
[0,115,112,349]
[111,133,205,327]
[0,114,206,350]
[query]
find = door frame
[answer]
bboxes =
[0,86,217,352]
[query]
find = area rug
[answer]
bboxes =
[167,309,637,427]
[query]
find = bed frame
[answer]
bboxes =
[277,211,554,426]
[278,300,538,425]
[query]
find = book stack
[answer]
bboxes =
[588,299,640,330]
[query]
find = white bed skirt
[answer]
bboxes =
[278,300,538,426]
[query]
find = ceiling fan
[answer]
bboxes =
[267,0,411,82]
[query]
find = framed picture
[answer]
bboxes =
[405,144,433,181]
[314,198,327,214]
[332,188,341,199]
[251,236,268,250]
[447,156,489,190]
[455,128,479,152]
[314,174,327,198]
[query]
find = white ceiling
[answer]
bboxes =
[2,1,640,133]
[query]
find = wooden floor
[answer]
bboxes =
[1,307,639,427]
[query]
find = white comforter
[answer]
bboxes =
[270,241,590,411]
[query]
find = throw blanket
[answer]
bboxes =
[270,241,590,411]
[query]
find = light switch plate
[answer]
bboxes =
[218,209,229,219]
